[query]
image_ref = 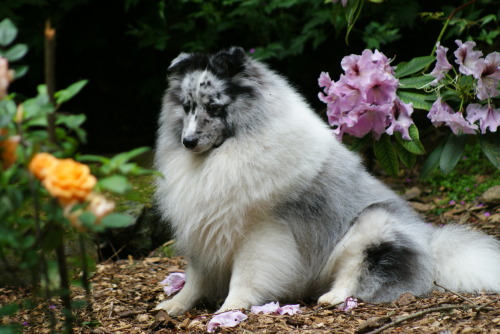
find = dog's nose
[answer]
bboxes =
[183,137,199,149]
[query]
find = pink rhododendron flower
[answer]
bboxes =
[338,297,358,312]
[430,42,453,85]
[160,272,186,296]
[206,311,247,332]
[319,49,413,141]
[386,99,414,140]
[475,52,500,100]
[454,40,483,77]
[466,103,500,134]
[428,98,477,135]
[251,302,302,316]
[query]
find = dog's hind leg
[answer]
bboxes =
[318,202,434,306]
[155,264,205,316]
[216,221,303,312]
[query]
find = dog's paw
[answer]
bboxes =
[317,290,349,306]
[155,299,190,317]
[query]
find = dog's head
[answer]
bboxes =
[165,47,257,154]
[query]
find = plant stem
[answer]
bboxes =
[429,0,479,57]
[44,19,57,145]
[78,234,94,313]
[55,229,74,334]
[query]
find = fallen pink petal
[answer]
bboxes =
[278,304,302,315]
[206,311,248,332]
[250,302,281,314]
[251,302,302,315]
[160,272,186,296]
[338,297,358,312]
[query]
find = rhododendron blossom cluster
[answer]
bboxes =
[428,40,500,135]
[318,49,414,141]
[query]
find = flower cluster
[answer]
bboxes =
[428,40,500,135]
[29,152,114,230]
[319,49,414,141]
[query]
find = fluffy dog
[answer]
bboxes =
[154,47,500,316]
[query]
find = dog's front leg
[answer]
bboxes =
[216,223,301,313]
[155,264,203,316]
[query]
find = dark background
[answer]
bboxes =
[2,0,498,153]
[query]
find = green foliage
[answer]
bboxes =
[0,18,154,332]
[422,142,500,204]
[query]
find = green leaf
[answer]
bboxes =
[349,134,371,152]
[420,140,446,180]
[12,64,29,79]
[373,134,399,176]
[56,114,86,130]
[101,213,134,229]
[54,80,88,105]
[0,19,17,46]
[0,303,18,316]
[394,124,426,155]
[395,56,435,78]
[397,91,434,111]
[440,134,467,174]
[478,132,500,169]
[394,139,416,169]
[1,44,28,62]
[398,75,435,89]
[98,175,130,194]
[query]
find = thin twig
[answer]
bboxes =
[434,281,477,306]
[367,298,497,334]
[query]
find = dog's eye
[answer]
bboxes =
[206,103,224,116]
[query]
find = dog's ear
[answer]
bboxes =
[210,47,248,77]
[167,52,192,74]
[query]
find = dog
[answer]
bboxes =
[154,47,500,316]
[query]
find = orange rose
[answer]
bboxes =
[41,158,97,206]
[0,130,20,169]
[29,152,59,180]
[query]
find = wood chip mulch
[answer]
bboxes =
[1,253,499,334]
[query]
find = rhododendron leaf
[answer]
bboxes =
[373,134,399,176]
[101,213,134,228]
[478,132,500,169]
[98,175,130,194]
[420,140,445,180]
[0,19,17,47]
[398,75,435,89]
[350,135,371,152]
[440,134,467,174]
[394,139,417,169]
[395,56,435,78]
[397,91,434,111]
[394,124,426,155]
[54,80,88,105]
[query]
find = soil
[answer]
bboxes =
[1,181,499,333]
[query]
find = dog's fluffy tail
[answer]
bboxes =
[430,224,500,293]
